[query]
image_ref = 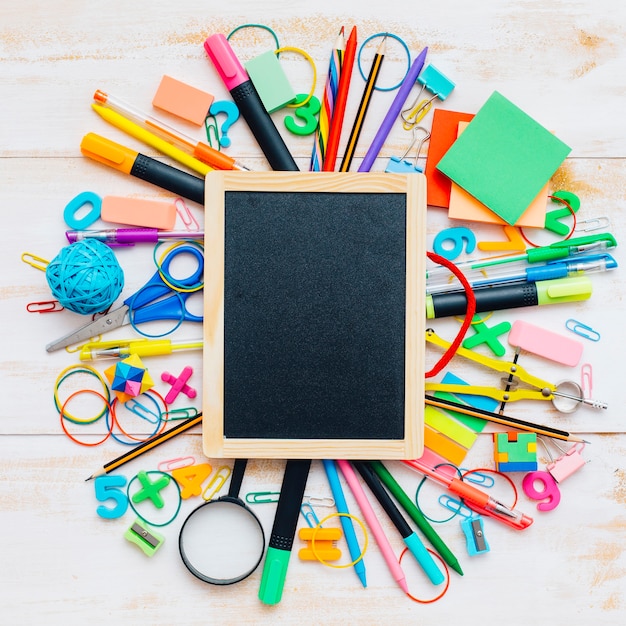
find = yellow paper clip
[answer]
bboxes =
[298,526,342,562]
[202,465,231,501]
[21,252,49,271]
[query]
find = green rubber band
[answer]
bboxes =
[127,470,182,528]
[227,23,281,56]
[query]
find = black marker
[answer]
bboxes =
[204,33,299,171]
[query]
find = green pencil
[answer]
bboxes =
[369,460,464,576]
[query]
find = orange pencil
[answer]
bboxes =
[323,25,357,171]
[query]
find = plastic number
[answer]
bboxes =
[477,225,526,252]
[432,227,476,261]
[284,93,321,136]
[522,471,561,511]
[171,462,213,499]
[95,475,128,519]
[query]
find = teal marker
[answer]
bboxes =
[258,460,311,605]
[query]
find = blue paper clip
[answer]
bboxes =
[565,319,601,342]
[300,502,321,527]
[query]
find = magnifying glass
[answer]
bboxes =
[178,458,266,585]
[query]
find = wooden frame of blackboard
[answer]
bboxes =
[203,171,426,459]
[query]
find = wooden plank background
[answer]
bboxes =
[1,1,624,624]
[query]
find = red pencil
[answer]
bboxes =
[322,25,357,171]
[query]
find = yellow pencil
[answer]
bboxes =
[91,103,212,177]
[340,36,386,172]
[85,413,203,480]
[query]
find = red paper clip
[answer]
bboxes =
[26,300,64,313]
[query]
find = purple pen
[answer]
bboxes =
[65,228,204,246]
[358,46,428,173]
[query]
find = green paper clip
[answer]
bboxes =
[124,519,164,556]
[245,491,280,504]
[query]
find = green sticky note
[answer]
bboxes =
[245,50,297,113]
[436,91,571,225]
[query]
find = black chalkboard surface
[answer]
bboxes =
[203,172,426,459]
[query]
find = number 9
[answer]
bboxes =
[522,471,561,511]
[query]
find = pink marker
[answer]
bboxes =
[336,460,409,594]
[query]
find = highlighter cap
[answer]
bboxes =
[204,34,248,91]
[536,276,593,305]
[80,133,136,174]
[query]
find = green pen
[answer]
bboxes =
[369,461,464,576]
[426,232,617,283]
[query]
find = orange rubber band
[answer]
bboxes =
[110,389,169,443]
[399,547,450,603]
[59,389,113,447]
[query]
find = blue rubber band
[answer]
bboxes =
[357,32,411,92]
[108,392,163,447]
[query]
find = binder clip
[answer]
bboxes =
[385,126,430,174]
[401,64,455,129]
[124,519,165,557]
[298,526,342,562]
[546,441,587,483]
[439,495,489,556]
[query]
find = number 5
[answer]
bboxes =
[94,475,128,519]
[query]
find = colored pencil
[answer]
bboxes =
[85,413,203,480]
[340,35,386,172]
[310,28,344,171]
[323,25,357,171]
[425,396,588,443]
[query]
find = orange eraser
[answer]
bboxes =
[152,75,214,125]
[101,196,177,229]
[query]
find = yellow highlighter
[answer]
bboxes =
[79,338,203,361]
[91,103,212,177]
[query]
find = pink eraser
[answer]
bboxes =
[508,320,583,366]
[152,75,214,125]
[101,196,177,229]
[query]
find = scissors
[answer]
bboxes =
[425,328,608,413]
[46,244,203,352]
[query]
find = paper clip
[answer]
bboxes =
[124,398,161,424]
[459,469,495,488]
[157,456,196,472]
[163,406,199,421]
[581,363,593,399]
[204,113,221,149]
[439,495,489,555]
[202,465,231,501]
[26,300,64,313]
[565,319,601,342]
[245,491,280,504]
[574,216,610,232]
[174,197,200,232]
[300,502,321,527]
[303,495,335,508]
[21,252,49,271]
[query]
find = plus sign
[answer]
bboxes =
[131,470,171,509]
[462,315,511,357]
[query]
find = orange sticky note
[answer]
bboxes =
[101,196,177,229]
[425,109,475,208]
[152,75,214,125]
[448,122,548,227]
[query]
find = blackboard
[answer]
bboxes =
[203,172,426,459]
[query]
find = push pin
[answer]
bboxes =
[161,366,197,404]
[124,519,165,557]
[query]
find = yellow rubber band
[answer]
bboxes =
[275,46,317,108]
[309,512,369,569]
[53,364,110,424]
[155,241,204,293]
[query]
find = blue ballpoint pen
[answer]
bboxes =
[322,459,367,587]
[426,252,618,294]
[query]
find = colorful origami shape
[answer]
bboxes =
[104,354,154,403]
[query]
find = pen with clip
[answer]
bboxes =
[78,338,203,361]
[66,228,204,247]
[426,252,617,294]
[204,34,299,172]
[404,459,533,530]
[93,90,250,172]
[426,232,617,282]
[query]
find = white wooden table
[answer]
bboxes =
[1,1,625,624]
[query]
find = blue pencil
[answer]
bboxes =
[322,459,367,587]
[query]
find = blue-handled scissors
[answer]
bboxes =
[46,244,204,352]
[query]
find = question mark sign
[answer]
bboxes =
[209,100,240,148]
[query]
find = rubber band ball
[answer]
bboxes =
[45,239,124,315]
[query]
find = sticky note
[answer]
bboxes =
[101,196,177,229]
[245,50,297,113]
[152,75,214,125]
[436,91,571,225]
[425,109,474,208]
[448,122,548,227]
